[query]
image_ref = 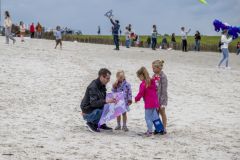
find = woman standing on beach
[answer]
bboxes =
[218,30,232,69]
[4,11,16,44]
[194,31,201,51]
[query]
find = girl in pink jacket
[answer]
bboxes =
[135,67,164,136]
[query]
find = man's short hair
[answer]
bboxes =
[98,68,111,77]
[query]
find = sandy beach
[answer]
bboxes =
[0,36,240,160]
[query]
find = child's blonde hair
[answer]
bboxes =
[136,67,151,87]
[152,60,165,68]
[116,70,125,79]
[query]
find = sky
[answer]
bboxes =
[0,0,239,35]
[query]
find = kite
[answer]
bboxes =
[98,92,127,128]
[213,19,240,39]
[199,0,208,4]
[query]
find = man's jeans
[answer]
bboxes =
[83,109,103,125]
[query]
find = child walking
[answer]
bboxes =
[152,60,168,134]
[54,26,62,49]
[135,67,164,136]
[19,21,26,42]
[112,70,132,131]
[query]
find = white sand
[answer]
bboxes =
[0,36,240,160]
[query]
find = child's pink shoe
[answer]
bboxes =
[144,131,153,137]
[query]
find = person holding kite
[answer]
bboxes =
[181,27,191,52]
[81,68,116,132]
[112,70,132,131]
[110,18,120,50]
[218,30,233,69]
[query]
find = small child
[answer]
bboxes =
[19,21,26,42]
[54,26,62,49]
[124,27,130,48]
[135,67,164,136]
[237,42,240,55]
[112,70,132,131]
[152,60,168,134]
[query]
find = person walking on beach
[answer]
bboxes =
[19,21,26,42]
[54,26,63,49]
[218,30,233,69]
[110,18,120,50]
[30,23,35,38]
[181,27,191,52]
[81,68,116,132]
[4,11,16,44]
[194,31,201,51]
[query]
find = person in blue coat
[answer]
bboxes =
[110,18,120,50]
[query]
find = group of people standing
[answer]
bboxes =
[3,10,63,50]
[181,28,201,52]
[29,22,43,39]
[3,11,16,44]
[81,60,168,137]
[3,10,43,44]
[111,22,203,52]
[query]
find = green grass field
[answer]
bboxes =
[67,34,238,47]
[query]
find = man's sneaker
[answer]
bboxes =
[86,122,100,133]
[122,126,129,132]
[115,125,121,130]
[100,124,113,130]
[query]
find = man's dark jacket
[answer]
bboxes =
[80,78,106,114]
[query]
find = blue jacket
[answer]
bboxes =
[110,19,120,35]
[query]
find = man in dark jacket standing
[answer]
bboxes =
[81,68,116,132]
[110,18,120,50]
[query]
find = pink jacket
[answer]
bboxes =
[135,79,159,109]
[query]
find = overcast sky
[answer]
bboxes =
[1,0,239,35]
